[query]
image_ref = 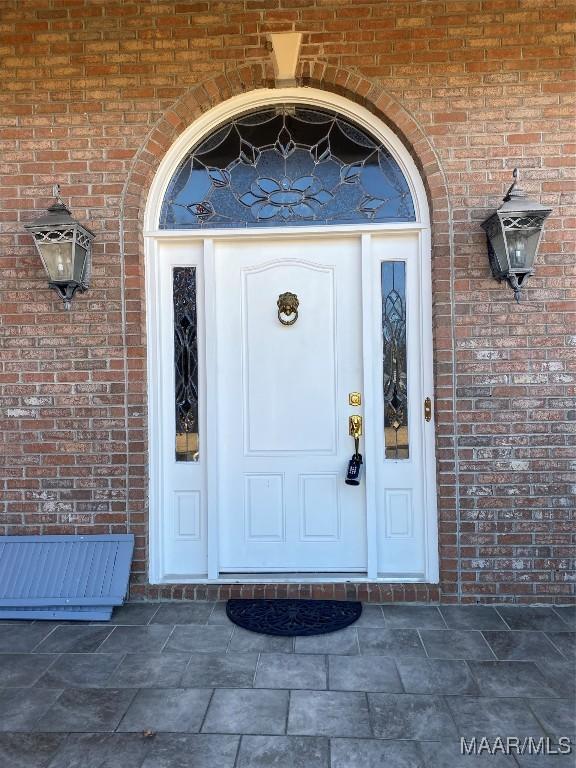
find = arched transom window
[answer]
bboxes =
[160,105,415,229]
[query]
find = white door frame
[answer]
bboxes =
[144,88,438,584]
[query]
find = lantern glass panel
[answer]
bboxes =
[72,242,88,283]
[486,217,508,275]
[504,226,540,273]
[39,240,75,282]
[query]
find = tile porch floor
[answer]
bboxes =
[0,603,574,767]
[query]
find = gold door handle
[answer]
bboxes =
[349,414,362,438]
[349,414,362,458]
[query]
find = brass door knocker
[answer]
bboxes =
[277,291,299,326]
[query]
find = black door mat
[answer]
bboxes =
[226,598,362,636]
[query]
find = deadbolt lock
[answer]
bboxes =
[349,392,362,407]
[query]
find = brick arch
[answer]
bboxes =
[121,62,456,603]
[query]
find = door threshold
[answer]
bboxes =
[219,571,367,582]
[158,572,431,584]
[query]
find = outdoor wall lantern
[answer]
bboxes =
[481,169,552,302]
[24,185,94,309]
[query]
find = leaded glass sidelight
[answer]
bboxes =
[382,262,409,459]
[173,267,199,462]
[160,105,415,229]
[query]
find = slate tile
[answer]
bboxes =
[357,628,425,657]
[35,688,136,732]
[468,660,565,698]
[527,698,576,737]
[33,626,112,654]
[236,735,329,768]
[35,653,123,689]
[395,657,479,695]
[106,603,161,625]
[46,733,153,768]
[181,652,258,688]
[229,627,293,653]
[202,688,289,735]
[0,733,65,768]
[288,690,371,738]
[0,654,58,687]
[497,607,571,632]
[331,738,425,768]
[546,632,575,661]
[483,631,564,661]
[140,733,239,768]
[368,692,456,740]
[0,625,56,653]
[352,605,387,628]
[419,629,495,660]
[107,653,189,688]
[163,625,232,654]
[446,696,545,738]
[381,605,446,629]
[439,606,508,631]
[327,654,402,692]
[97,625,173,654]
[553,607,576,630]
[150,603,214,625]
[294,628,358,655]
[118,688,212,733]
[208,602,234,626]
[535,658,576,699]
[0,688,62,731]
[255,653,327,689]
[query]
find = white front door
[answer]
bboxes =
[215,236,367,571]
[149,229,437,583]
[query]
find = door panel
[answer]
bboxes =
[215,237,367,571]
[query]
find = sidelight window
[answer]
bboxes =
[173,267,199,462]
[382,261,409,459]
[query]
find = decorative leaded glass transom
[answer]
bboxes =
[160,105,415,229]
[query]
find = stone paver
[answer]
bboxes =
[117,687,212,733]
[0,602,572,765]
[381,605,446,629]
[254,652,327,689]
[483,630,565,661]
[419,629,495,660]
[182,652,258,688]
[328,654,402,692]
[202,688,289,735]
[288,690,371,737]
[357,627,426,657]
[368,692,456,740]
[445,695,545,738]
[236,735,329,768]
[0,733,65,768]
[140,733,238,768]
[395,657,479,695]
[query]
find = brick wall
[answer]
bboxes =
[0,0,574,603]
